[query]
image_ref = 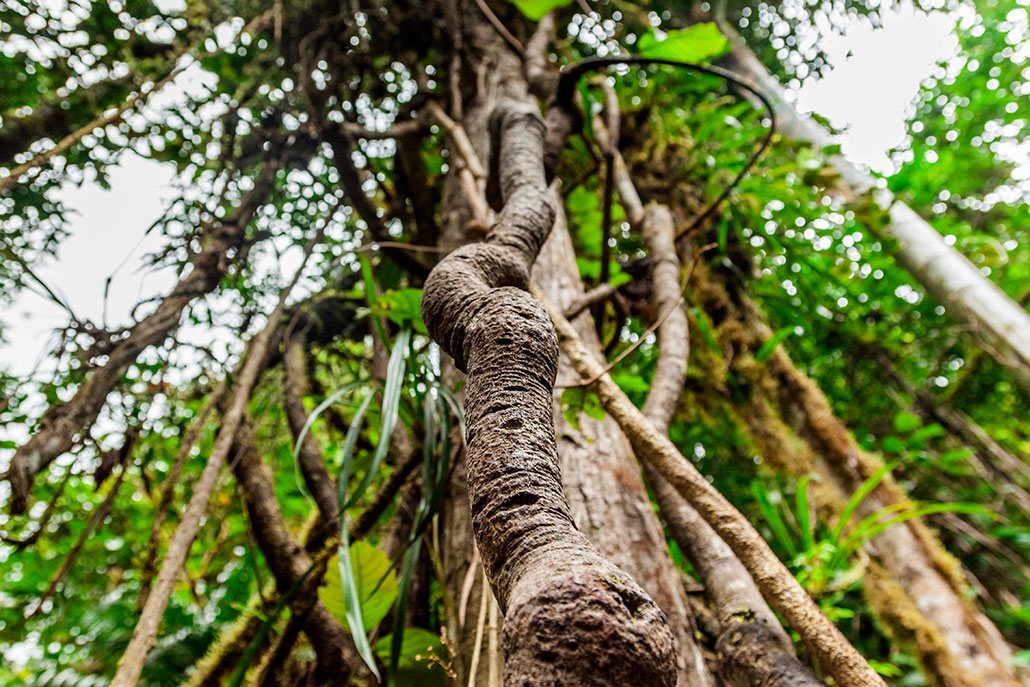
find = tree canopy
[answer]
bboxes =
[1,1,1028,686]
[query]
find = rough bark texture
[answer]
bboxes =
[533,200,713,687]
[691,261,1021,687]
[544,296,887,687]
[421,55,676,687]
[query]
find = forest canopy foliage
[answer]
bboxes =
[0,0,1028,686]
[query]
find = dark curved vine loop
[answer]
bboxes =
[553,56,777,241]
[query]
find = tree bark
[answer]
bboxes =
[543,294,887,687]
[230,418,356,681]
[533,201,715,687]
[282,334,340,526]
[420,26,677,682]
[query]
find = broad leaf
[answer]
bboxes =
[638,23,729,63]
[510,0,574,21]
[372,288,427,334]
[376,628,444,667]
[321,541,399,633]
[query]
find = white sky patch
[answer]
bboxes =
[1,155,178,379]
[792,6,959,172]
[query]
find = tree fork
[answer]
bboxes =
[4,146,299,514]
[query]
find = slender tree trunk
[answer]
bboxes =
[627,197,822,686]
[691,260,1022,687]
[716,21,1030,394]
[229,418,357,681]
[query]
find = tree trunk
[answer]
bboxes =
[425,10,680,686]
[533,199,715,687]
[716,22,1030,394]
[692,260,1021,687]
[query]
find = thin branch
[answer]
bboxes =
[545,57,776,232]
[0,67,182,194]
[27,459,130,620]
[537,289,887,687]
[556,243,715,389]
[563,282,616,320]
[427,102,487,180]
[0,12,273,193]
[110,219,326,687]
[283,333,340,526]
[0,465,75,549]
[348,447,422,541]
[4,148,292,514]
[342,116,428,141]
[471,0,524,55]
[139,385,223,609]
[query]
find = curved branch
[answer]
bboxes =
[110,219,324,687]
[282,334,339,525]
[544,57,775,237]
[422,102,676,685]
[637,205,823,687]
[231,417,357,679]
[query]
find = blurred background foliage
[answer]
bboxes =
[1,0,1028,685]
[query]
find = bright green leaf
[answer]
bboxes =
[509,0,574,21]
[375,628,444,669]
[321,541,399,633]
[755,326,796,362]
[372,288,427,334]
[638,23,729,63]
[893,411,922,433]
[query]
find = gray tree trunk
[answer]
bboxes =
[718,23,1030,394]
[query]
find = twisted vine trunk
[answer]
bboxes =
[421,15,677,682]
